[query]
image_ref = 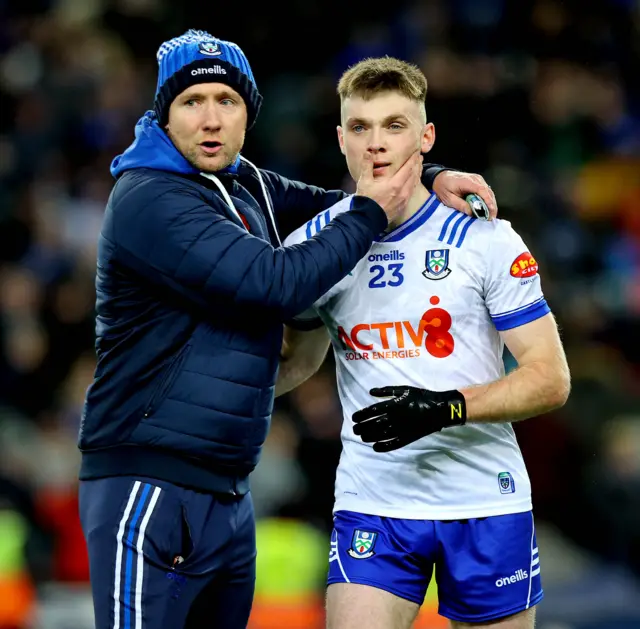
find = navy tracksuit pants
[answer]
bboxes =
[79,476,256,629]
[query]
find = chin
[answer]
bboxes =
[196,155,232,173]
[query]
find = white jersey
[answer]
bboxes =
[284,194,550,520]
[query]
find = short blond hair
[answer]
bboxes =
[337,56,428,105]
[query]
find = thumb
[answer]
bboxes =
[370,386,407,398]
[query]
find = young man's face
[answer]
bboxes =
[166,83,248,173]
[337,91,435,182]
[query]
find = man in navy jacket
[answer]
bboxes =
[78,29,497,629]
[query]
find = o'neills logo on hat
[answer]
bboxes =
[191,66,227,76]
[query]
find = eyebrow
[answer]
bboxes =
[181,88,239,101]
[345,114,410,126]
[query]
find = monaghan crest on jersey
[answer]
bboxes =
[347,529,378,559]
[423,249,452,280]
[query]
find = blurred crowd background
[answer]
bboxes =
[0,0,639,628]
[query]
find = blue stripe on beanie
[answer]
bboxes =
[154,29,262,129]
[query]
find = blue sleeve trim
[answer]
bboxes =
[491,299,550,331]
[446,213,469,245]
[306,209,332,239]
[493,296,544,318]
[455,216,476,248]
[438,210,459,242]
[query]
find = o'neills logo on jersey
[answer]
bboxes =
[367,250,405,262]
[336,297,455,361]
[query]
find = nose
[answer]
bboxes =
[367,128,386,156]
[201,102,222,132]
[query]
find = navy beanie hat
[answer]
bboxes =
[154,29,262,129]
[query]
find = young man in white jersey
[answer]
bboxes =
[279,57,571,629]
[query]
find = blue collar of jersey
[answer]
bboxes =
[375,194,440,243]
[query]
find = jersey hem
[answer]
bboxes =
[332,500,533,520]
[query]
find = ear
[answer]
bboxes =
[337,126,346,155]
[420,122,435,154]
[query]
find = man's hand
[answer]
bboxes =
[352,386,466,452]
[433,171,497,220]
[356,150,422,224]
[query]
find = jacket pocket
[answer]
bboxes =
[143,343,191,418]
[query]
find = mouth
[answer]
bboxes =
[373,162,391,175]
[199,141,223,155]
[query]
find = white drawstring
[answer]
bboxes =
[239,156,282,246]
[199,171,246,230]
[201,160,282,246]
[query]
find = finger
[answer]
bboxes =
[465,194,490,221]
[397,153,422,202]
[358,427,395,444]
[461,179,497,220]
[370,386,408,397]
[393,149,421,186]
[442,194,471,215]
[487,187,498,219]
[398,147,421,170]
[373,437,410,453]
[356,424,387,441]
[408,154,423,191]
[357,152,374,185]
[352,399,395,423]
[355,417,395,440]
[473,185,496,220]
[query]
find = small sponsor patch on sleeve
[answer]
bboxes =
[510,252,539,278]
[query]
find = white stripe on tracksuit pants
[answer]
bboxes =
[113,481,162,629]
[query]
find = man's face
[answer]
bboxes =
[337,91,434,182]
[166,83,248,172]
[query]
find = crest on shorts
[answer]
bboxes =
[199,41,222,56]
[423,249,452,280]
[347,529,378,559]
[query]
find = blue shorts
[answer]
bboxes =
[328,510,543,623]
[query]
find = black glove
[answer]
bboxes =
[352,386,466,452]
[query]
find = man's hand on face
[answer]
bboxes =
[355,150,423,224]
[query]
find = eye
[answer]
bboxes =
[389,122,404,130]
[184,98,199,107]
[220,98,235,106]
[351,124,366,133]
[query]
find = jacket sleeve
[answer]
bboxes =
[107,182,387,320]
[260,163,451,227]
